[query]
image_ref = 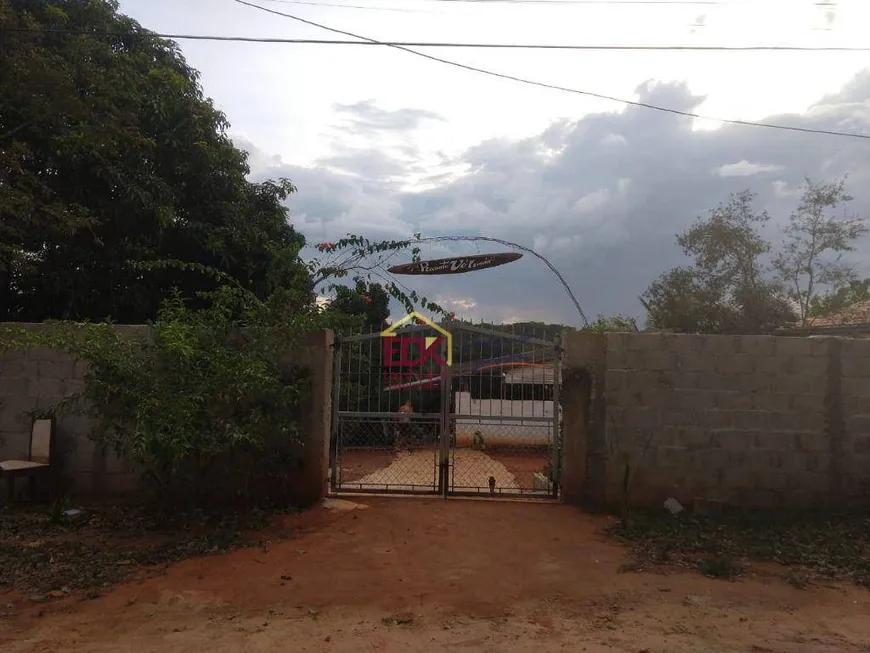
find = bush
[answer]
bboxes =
[5,286,333,511]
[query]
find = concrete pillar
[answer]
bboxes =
[283,329,334,508]
[560,332,607,508]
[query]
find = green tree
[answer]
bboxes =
[327,280,390,331]
[641,191,795,334]
[640,267,726,333]
[0,0,310,322]
[324,280,392,418]
[773,177,867,326]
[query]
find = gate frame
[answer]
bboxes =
[329,322,562,499]
[444,323,562,499]
[438,334,451,496]
[329,327,445,496]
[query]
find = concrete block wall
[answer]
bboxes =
[0,325,333,505]
[560,331,870,511]
[0,328,148,496]
[840,338,870,501]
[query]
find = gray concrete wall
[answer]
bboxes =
[0,324,333,506]
[560,332,870,511]
[281,329,334,508]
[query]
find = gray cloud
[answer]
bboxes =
[318,147,426,182]
[234,138,405,241]
[311,100,446,183]
[332,99,444,135]
[238,70,870,326]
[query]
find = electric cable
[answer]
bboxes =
[233,0,870,141]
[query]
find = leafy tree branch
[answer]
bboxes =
[773,177,867,326]
[309,233,449,319]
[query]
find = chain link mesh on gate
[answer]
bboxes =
[333,415,441,494]
[330,321,561,499]
[447,420,556,497]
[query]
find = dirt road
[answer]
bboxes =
[3,498,870,652]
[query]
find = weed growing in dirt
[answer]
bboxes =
[382,613,415,626]
[782,569,811,589]
[698,555,744,580]
[607,510,870,586]
[46,496,72,525]
[0,503,287,596]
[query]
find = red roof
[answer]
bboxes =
[805,300,870,327]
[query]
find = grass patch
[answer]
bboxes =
[698,555,743,580]
[0,502,291,596]
[607,510,870,586]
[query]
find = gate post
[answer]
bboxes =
[329,337,342,493]
[551,333,562,498]
[438,334,451,497]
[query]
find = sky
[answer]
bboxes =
[117,0,870,326]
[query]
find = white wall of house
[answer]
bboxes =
[454,391,554,419]
[452,391,556,445]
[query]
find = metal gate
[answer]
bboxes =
[330,318,561,499]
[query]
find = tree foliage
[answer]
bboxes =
[0,0,310,322]
[809,278,870,318]
[2,282,335,509]
[311,234,448,319]
[326,280,390,332]
[582,314,639,333]
[773,177,868,326]
[642,191,796,334]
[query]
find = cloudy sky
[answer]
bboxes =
[118,0,870,326]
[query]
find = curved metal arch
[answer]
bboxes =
[414,235,589,327]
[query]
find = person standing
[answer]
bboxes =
[395,398,414,452]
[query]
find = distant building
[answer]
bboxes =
[779,300,870,337]
[453,364,560,446]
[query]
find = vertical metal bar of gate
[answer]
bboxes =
[438,334,451,496]
[329,338,342,493]
[550,334,562,498]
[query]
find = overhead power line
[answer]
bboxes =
[430,1,736,3]
[4,28,869,51]
[305,0,756,5]
[337,0,820,5]
[233,0,870,141]
[257,0,440,12]
[221,0,827,10]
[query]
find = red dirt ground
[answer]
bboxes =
[3,498,870,652]
[336,449,403,483]
[488,450,550,488]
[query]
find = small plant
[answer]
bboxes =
[698,555,743,580]
[47,496,71,525]
[783,569,811,589]
[619,453,632,521]
[607,413,656,524]
[651,542,673,564]
[617,561,645,574]
[608,509,870,588]
[853,563,870,588]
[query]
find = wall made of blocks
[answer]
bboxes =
[0,325,333,505]
[561,332,869,510]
